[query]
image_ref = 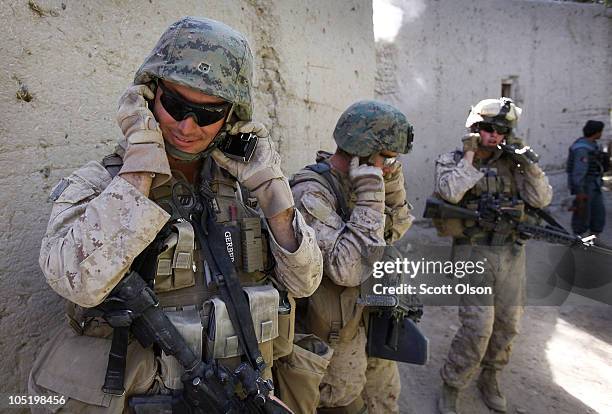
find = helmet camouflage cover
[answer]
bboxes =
[333,100,414,157]
[134,16,253,121]
[465,97,522,129]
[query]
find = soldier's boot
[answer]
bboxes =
[437,383,458,414]
[477,369,507,412]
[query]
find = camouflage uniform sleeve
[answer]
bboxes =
[514,163,553,208]
[39,161,170,308]
[434,152,484,204]
[267,209,323,298]
[384,162,414,243]
[292,180,386,288]
[384,203,414,244]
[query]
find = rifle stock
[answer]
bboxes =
[423,197,479,220]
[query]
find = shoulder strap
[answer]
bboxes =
[102,153,123,178]
[290,162,350,221]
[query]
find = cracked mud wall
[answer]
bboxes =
[376,0,611,213]
[0,0,374,395]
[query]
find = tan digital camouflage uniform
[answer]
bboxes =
[29,159,322,412]
[292,152,413,414]
[435,148,552,389]
[38,164,321,308]
[29,16,323,414]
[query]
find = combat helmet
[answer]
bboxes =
[465,98,522,130]
[333,100,414,157]
[134,17,253,159]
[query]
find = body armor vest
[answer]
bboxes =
[90,155,288,390]
[148,164,270,308]
[290,157,364,345]
[435,150,525,245]
[566,138,607,178]
[146,163,283,387]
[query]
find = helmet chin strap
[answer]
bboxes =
[165,141,214,162]
[165,132,227,162]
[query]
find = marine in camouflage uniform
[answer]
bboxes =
[290,101,415,414]
[28,17,322,413]
[434,98,552,414]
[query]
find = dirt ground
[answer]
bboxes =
[396,191,612,414]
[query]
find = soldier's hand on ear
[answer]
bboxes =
[384,161,406,208]
[462,133,481,153]
[226,120,269,138]
[212,121,294,218]
[349,156,385,211]
[117,84,171,188]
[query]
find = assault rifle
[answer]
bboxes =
[95,271,289,414]
[422,196,600,249]
[423,196,612,297]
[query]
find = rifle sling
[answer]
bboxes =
[102,326,129,396]
[191,199,266,374]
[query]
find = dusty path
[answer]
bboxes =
[396,191,612,414]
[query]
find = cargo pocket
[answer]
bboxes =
[274,334,333,414]
[29,325,156,412]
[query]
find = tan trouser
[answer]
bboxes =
[318,326,400,414]
[441,244,525,389]
[28,325,157,413]
[363,357,400,414]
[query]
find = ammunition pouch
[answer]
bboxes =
[155,221,196,292]
[159,305,204,390]
[204,285,279,379]
[307,278,363,346]
[432,217,465,238]
[429,193,467,237]
[273,292,296,360]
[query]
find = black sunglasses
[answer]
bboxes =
[158,82,230,127]
[478,123,510,135]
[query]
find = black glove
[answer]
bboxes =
[502,140,539,165]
